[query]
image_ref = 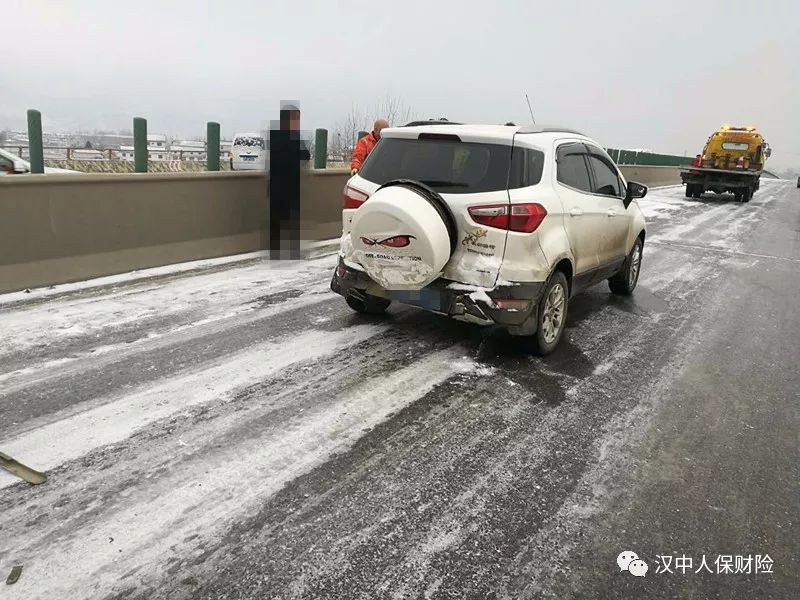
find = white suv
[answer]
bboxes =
[330,123,647,354]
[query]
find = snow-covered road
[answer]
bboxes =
[1,180,797,599]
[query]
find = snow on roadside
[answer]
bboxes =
[0,250,273,306]
[0,255,336,362]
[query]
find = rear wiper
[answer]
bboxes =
[418,180,468,187]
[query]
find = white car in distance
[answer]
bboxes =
[229,133,266,171]
[0,148,80,175]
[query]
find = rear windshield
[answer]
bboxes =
[721,142,749,151]
[233,136,265,149]
[360,137,541,194]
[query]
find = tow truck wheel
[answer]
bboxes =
[685,185,693,198]
[742,186,752,203]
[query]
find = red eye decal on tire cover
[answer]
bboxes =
[360,235,416,248]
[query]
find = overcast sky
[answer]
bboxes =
[4,0,799,169]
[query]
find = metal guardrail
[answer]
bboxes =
[1,145,225,162]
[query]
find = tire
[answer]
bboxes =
[609,237,643,296]
[742,186,752,203]
[693,187,703,199]
[346,294,391,315]
[527,271,569,356]
[733,190,743,202]
[685,184,693,198]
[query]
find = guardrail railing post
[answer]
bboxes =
[314,128,328,169]
[26,109,44,174]
[133,117,147,173]
[206,121,220,171]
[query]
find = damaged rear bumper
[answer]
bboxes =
[330,257,545,329]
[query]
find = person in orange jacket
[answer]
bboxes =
[351,119,389,175]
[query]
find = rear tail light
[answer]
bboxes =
[468,203,547,233]
[343,185,369,209]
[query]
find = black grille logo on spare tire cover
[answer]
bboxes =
[360,235,416,248]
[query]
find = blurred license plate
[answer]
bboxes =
[391,289,441,311]
[243,156,256,161]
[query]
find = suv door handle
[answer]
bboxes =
[569,208,583,217]
[606,209,617,217]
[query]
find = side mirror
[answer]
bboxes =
[765,147,772,158]
[13,160,29,174]
[624,181,647,208]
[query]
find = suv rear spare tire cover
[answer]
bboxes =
[351,183,453,290]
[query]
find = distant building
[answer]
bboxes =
[117,133,171,161]
[170,140,206,162]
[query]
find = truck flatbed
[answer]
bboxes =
[679,166,762,177]
[679,165,761,202]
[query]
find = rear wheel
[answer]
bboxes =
[609,237,643,296]
[685,184,693,198]
[527,271,569,356]
[346,294,391,315]
[742,186,752,203]
[693,186,703,198]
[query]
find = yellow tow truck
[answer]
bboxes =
[680,125,771,202]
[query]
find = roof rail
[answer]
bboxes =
[404,118,462,127]
[517,124,586,135]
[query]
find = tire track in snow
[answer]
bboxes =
[0,281,336,437]
[0,323,387,490]
[0,258,335,376]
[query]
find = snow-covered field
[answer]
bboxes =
[0,179,795,599]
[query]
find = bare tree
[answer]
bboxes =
[328,96,415,163]
[329,104,366,162]
[374,94,414,127]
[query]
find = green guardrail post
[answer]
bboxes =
[314,128,328,169]
[206,121,220,171]
[26,109,44,174]
[133,117,147,173]
[357,130,368,141]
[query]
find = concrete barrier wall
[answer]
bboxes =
[619,165,682,187]
[299,168,348,241]
[0,172,266,293]
[0,164,679,294]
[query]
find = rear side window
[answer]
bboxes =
[234,136,265,149]
[509,147,545,188]
[587,155,623,197]
[556,144,592,192]
[358,137,512,194]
